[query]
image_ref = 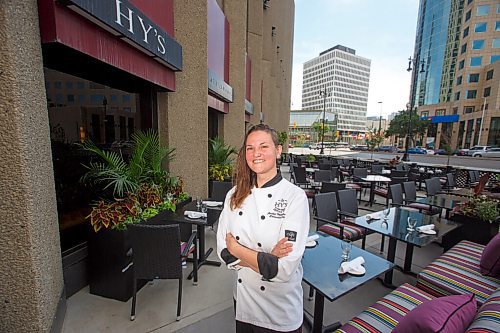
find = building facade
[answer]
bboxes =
[302,45,371,136]
[411,0,500,149]
[0,1,294,332]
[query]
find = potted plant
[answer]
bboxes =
[80,130,189,301]
[208,137,236,182]
[449,194,499,245]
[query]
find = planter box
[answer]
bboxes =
[444,214,499,249]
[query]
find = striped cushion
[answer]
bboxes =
[416,240,500,305]
[180,241,195,258]
[318,223,365,241]
[466,288,500,332]
[407,203,441,215]
[373,188,388,197]
[336,283,435,333]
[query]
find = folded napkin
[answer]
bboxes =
[184,211,207,219]
[306,234,319,247]
[366,214,380,220]
[203,200,223,207]
[417,224,436,234]
[338,256,366,275]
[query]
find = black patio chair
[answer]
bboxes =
[129,224,197,321]
[371,164,384,175]
[402,181,441,215]
[425,177,442,196]
[314,170,333,183]
[320,182,346,194]
[373,176,408,207]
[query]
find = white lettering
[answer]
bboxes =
[115,0,134,33]
[137,16,153,43]
[157,35,166,54]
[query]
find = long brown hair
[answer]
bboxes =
[230,124,280,210]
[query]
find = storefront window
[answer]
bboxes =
[464,119,474,148]
[487,117,500,146]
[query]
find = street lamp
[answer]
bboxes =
[378,101,383,134]
[403,56,425,161]
[319,87,331,155]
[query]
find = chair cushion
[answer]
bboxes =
[318,223,365,241]
[336,283,435,333]
[373,188,388,197]
[180,241,195,258]
[393,293,477,333]
[466,288,500,332]
[408,203,441,215]
[346,183,361,190]
[480,233,500,277]
[417,240,500,305]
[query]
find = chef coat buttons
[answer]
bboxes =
[261,215,265,220]
[268,194,272,198]
[239,211,243,216]
[236,236,240,240]
[238,279,242,283]
[257,242,262,247]
[260,286,265,291]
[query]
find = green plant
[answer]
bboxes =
[208,137,236,181]
[306,154,316,162]
[277,131,288,146]
[80,130,175,198]
[454,195,499,222]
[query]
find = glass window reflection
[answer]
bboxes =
[474,22,487,33]
[472,40,484,50]
[470,56,482,67]
[476,5,489,16]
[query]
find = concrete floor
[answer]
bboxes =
[62,166,446,333]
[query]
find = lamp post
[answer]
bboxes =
[378,101,383,134]
[478,97,487,145]
[102,96,108,143]
[403,56,425,161]
[319,87,331,155]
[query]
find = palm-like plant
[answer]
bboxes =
[80,130,175,198]
[208,137,237,166]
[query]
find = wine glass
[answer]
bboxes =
[383,208,391,221]
[196,197,202,210]
[201,203,208,214]
[341,240,352,260]
[407,217,417,232]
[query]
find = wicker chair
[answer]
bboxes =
[129,224,197,321]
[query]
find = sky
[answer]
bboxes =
[291,0,420,118]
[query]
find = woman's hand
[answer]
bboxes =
[225,233,240,254]
[271,237,293,258]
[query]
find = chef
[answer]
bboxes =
[217,124,309,333]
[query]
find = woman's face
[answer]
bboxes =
[245,130,282,178]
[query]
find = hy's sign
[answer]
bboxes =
[208,69,233,103]
[62,0,182,71]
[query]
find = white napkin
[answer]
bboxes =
[417,224,436,234]
[203,201,223,207]
[184,211,207,219]
[338,256,366,275]
[306,234,319,247]
[366,214,380,221]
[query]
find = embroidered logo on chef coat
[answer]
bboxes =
[284,230,297,242]
[267,199,288,219]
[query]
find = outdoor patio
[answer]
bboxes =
[61,166,457,333]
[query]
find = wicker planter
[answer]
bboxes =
[447,214,499,246]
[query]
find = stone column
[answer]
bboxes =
[0,2,64,332]
[158,0,209,197]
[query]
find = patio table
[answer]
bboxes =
[417,193,468,218]
[361,175,391,206]
[302,232,394,333]
[147,201,221,279]
[350,207,460,286]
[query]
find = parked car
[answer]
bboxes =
[350,144,368,151]
[309,143,321,149]
[376,145,398,152]
[465,146,492,156]
[472,147,500,158]
[407,147,427,154]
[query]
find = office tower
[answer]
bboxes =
[302,45,371,135]
[410,0,499,148]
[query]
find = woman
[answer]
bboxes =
[217,124,310,332]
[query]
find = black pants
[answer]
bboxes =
[234,300,302,333]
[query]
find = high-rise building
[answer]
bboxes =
[302,45,371,135]
[410,0,499,149]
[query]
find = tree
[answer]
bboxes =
[365,128,384,159]
[385,109,430,147]
[311,121,330,143]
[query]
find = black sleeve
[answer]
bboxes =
[257,252,279,280]
[221,248,239,265]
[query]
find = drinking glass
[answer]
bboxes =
[201,203,208,214]
[407,217,417,232]
[341,240,352,260]
[383,208,390,221]
[196,197,202,210]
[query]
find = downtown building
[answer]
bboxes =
[410,0,499,149]
[0,1,294,332]
[302,45,371,141]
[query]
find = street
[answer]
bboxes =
[288,148,500,171]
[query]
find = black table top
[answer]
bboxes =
[147,201,208,226]
[301,232,394,302]
[417,193,467,210]
[352,207,461,247]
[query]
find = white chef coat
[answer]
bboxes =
[216,177,310,332]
